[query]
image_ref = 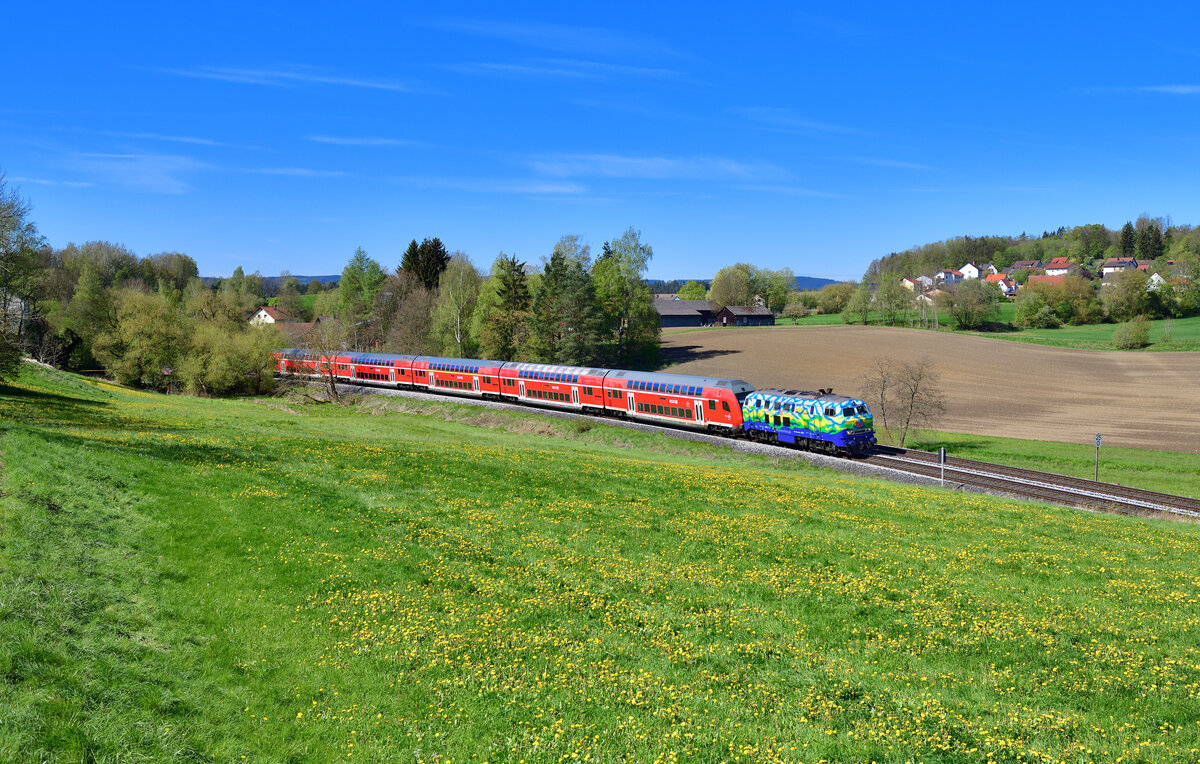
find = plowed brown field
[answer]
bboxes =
[661,325,1200,452]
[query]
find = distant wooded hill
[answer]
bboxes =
[200,274,341,288]
[648,276,841,292]
[866,217,1199,279]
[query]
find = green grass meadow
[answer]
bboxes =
[3,364,1200,762]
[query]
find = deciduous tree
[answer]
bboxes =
[859,356,945,446]
[677,280,708,300]
[937,278,999,330]
[593,229,658,366]
[430,253,482,357]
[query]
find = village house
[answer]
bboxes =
[985,273,1018,297]
[935,269,963,285]
[1008,259,1042,273]
[914,275,935,290]
[1044,257,1073,276]
[958,263,997,280]
[714,305,775,327]
[900,277,921,291]
[1101,257,1138,275]
[249,306,285,326]
[917,288,947,305]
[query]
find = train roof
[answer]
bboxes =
[605,368,754,393]
[754,388,862,404]
[502,361,611,376]
[416,354,508,368]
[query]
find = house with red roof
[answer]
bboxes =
[1044,257,1074,276]
[249,305,285,326]
[935,269,963,285]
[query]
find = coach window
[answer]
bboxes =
[722,401,730,412]
[708,400,716,410]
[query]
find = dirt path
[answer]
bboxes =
[661,325,1200,453]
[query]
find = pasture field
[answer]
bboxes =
[3,365,1200,763]
[661,325,1200,453]
[746,308,1200,351]
[975,314,1200,351]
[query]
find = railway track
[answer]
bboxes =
[318,379,1200,522]
[863,447,1200,520]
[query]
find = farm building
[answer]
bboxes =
[714,305,775,327]
[654,299,717,328]
[249,306,285,326]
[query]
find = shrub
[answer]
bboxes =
[1029,305,1062,328]
[1112,315,1151,349]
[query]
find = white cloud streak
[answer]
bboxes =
[162,66,413,92]
[307,135,422,147]
[396,176,587,195]
[846,156,933,171]
[528,153,785,181]
[733,107,868,135]
[427,18,686,59]
[449,58,682,80]
[64,152,210,194]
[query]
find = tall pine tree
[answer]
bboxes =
[400,237,451,290]
[530,236,603,365]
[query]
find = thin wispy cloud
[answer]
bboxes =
[64,152,209,194]
[846,156,933,171]
[427,18,687,59]
[450,58,682,80]
[1082,84,1200,96]
[161,65,414,92]
[733,107,868,136]
[396,176,587,195]
[250,167,350,178]
[98,130,230,147]
[307,135,422,147]
[736,183,852,199]
[528,153,785,181]
[1138,85,1200,95]
[8,175,94,188]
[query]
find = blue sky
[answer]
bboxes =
[5,2,1200,281]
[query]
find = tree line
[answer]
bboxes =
[311,231,660,371]
[0,177,659,393]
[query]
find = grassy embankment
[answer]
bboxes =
[3,364,1200,762]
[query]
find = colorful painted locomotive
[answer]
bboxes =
[274,349,874,455]
[742,389,876,453]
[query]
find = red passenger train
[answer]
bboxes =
[275,349,754,431]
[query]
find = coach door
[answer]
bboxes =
[389,368,395,384]
[694,400,704,423]
[627,393,636,414]
[473,376,481,393]
[571,387,579,406]
[519,381,526,399]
